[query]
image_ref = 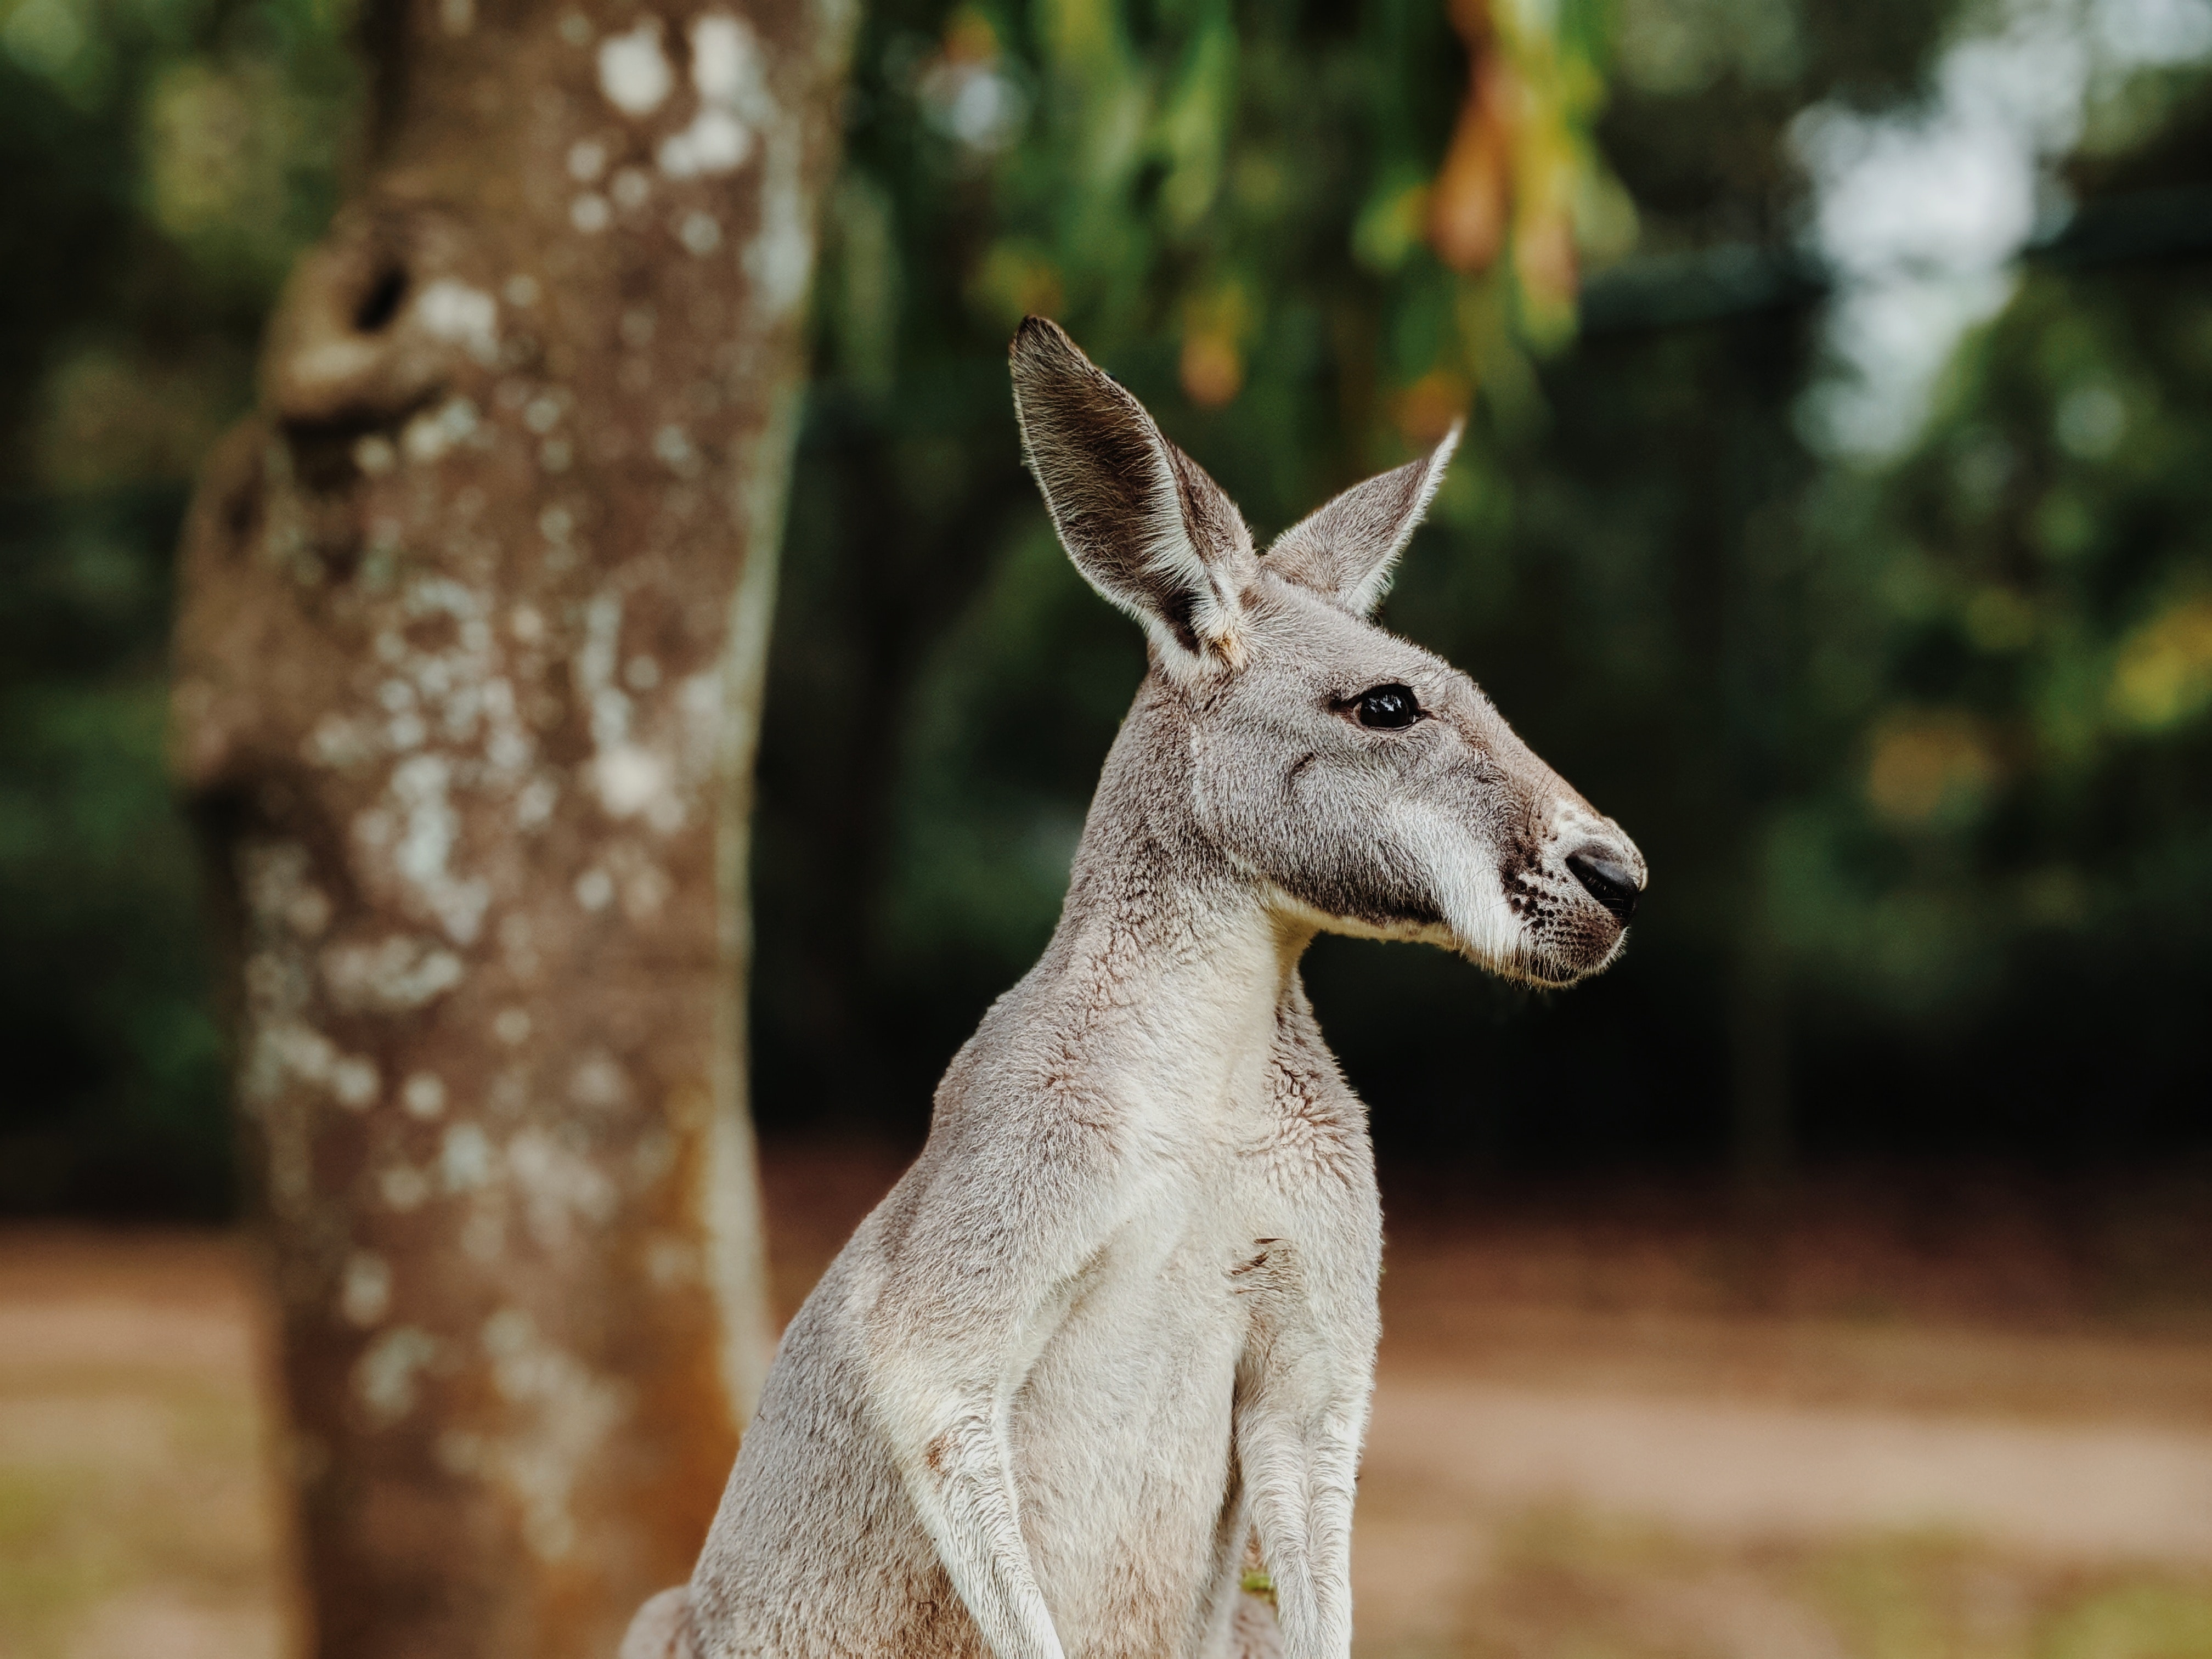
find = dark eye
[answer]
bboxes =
[1355,684,1421,729]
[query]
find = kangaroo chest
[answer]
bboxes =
[1002,1054,1383,1654]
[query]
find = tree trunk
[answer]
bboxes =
[168,0,855,1651]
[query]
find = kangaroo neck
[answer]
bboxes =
[1022,689,1317,1128]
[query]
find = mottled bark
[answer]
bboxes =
[168,0,854,1652]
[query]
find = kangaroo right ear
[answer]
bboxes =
[1264,423,1461,617]
[1010,317,1254,672]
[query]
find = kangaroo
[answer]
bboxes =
[623,318,1645,1659]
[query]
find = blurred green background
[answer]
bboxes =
[2,0,2208,1214]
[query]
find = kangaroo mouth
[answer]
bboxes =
[1513,956,1589,988]
[1496,949,1609,989]
[1480,838,1643,989]
[1500,913,1629,988]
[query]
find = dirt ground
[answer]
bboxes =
[5,1144,2212,1659]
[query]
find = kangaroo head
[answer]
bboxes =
[1011,317,1645,988]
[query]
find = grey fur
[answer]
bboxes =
[625,319,1644,1659]
[1264,427,1459,617]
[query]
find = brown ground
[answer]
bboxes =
[5,1143,2212,1659]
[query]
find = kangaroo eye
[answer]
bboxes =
[1355,685,1420,729]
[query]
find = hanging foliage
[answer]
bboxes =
[823,0,1627,481]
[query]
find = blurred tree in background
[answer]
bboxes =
[3,0,2208,1214]
[0,0,358,1211]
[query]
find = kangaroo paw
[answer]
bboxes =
[619,1587,697,1659]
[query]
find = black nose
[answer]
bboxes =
[1566,848,1641,925]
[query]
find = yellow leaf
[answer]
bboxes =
[2108,597,2212,732]
[1865,712,2000,825]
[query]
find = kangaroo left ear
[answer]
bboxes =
[1011,317,1255,675]
[1265,422,1462,617]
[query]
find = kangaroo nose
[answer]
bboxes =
[1566,847,1641,924]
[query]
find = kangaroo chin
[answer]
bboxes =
[626,318,1645,1659]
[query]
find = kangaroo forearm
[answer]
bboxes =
[889,1401,1066,1659]
[1248,1544,1348,1659]
[910,1472,1065,1656]
[1238,1413,1358,1659]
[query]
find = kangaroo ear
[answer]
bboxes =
[1265,423,1462,617]
[1011,317,1254,671]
